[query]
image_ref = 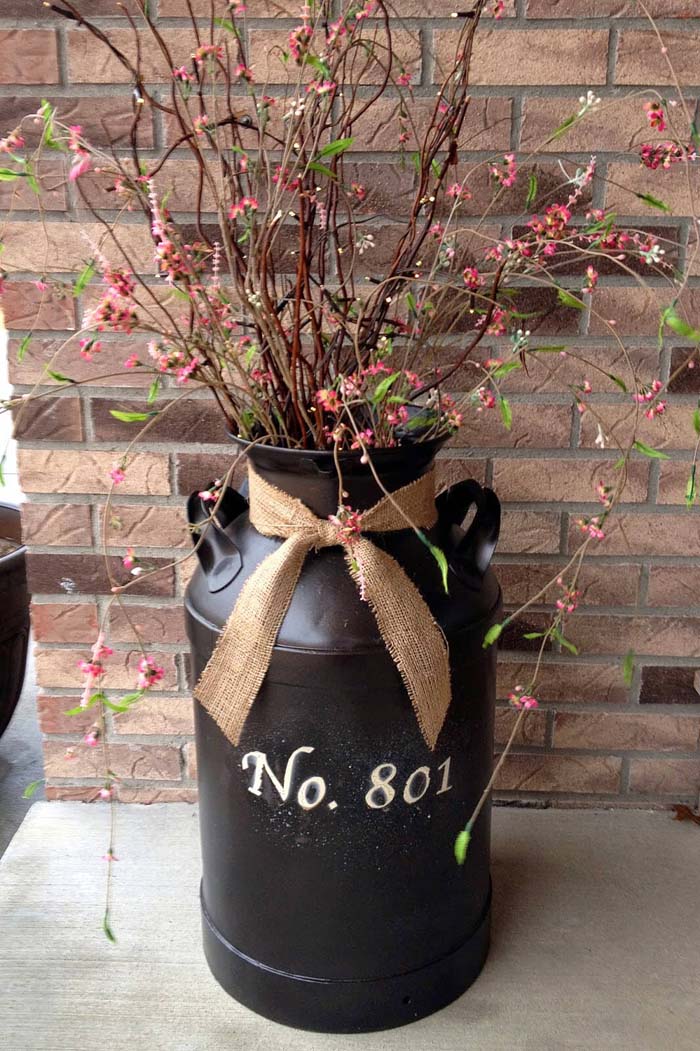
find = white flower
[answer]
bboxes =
[355,233,375,255]
[577,90,601,117]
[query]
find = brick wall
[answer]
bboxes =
[3,0,700,807]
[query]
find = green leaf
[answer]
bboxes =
[498,395,512,431]
[103,915,117,943]
[665,309,700,343]
[692,120,700,153]
[523,632,545,640]
[633,439,670,460]
[45,369,74,384]
[427,540,449,595]
[551,114,577,140]
[606,372,627,393]
[39,99,61,151]
[483,622,504,649]
[525,172,537,210]
[370,371,400,403]
[147,379,160,405]
[112,691,144,707]
[554,631,579,656]
[306,55,332,79]
[317,137,354,159]
[622,649,635,688]
[635,192,671,214]
[493,361,522,379]
[307,161,337,180]
[24,165,39,195]
[17,334,31,363]
[530,345,567,354]
[109,410,154,423]
[0,458,5,488]
[454,827,471,865]
[213,16,239,34]
[693,408,700,436]
[73,260,96,296]
[0,168,20,181]
[686,464,697,509]
[22,779,44,800]
[557,288,584,310]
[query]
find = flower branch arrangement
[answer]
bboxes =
[1,0,699,933]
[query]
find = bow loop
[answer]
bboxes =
[195,464,451,749]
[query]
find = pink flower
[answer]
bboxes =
[447,182,472,202]
[577,516,605,541]
[316,388,341,413]
[596,481,612,509]
[122,547,136,570]
[0,129,25,153]
[136,656,166,691]
[99,786,113,800]
[83,730,99,747]
[582,265,598,294]
[493,0,505,17]
[192,44,224,65]
[69,152,91,182]
[555,576,580,615]
[124,353,140,369]
[234,63,254,82]
[102,851,118,862]
[489,152,517,188]
[477,387,496,411]
[192,113,209,137]
[110,465,126,485]
[508,687,538,710]
[351,182,366,202]
[386,404,409,427]
[644,100,667,133]
[397,71,412,87]
[172,66,193,82]
[228,196,259,220]
[463,266,483,291]
[33,279,49,292]
[328,506,364,546]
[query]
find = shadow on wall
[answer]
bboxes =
[0,318,22,505]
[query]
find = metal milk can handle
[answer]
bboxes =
[186,484,248,593]
[436,478,501,577]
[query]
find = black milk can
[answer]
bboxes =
[185,439,502,1033]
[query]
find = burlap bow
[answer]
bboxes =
[194,466,451,749]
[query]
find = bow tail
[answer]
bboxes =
[194,534,311,745]
[348,539,451,751]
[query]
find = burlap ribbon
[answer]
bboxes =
[194,466,451,749]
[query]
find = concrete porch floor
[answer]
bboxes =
[0,805,698,1051]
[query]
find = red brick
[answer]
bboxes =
[497,659,629,705]
[0,163,67,212]
[498,510,561,554]
[493,457,649,503]
[20,503,92,548]
[183,740,198,779]
[435,457,488,490]
[12,397,84,443]
[495,707,547,747]
[175,451,245,495]
[452,404,572,450]
[579,400,700,452]
[9,338,155,389]
[35,647,178,691]
[1,221,153,275]
[113,696,194,735]
[567,615,700,657]
[657,461,699,505]
[0,31,59,85]
[109,604,187,644]
[628,758,700,795]
[26,552,175,598]
[0,95,154,148]
[554,712,700,752]
[2,283,75,331]
[113,785,198,803]
[250,27,421,86]
[43,740,182,781]
[497,560,640,608]
[640,665,700,706]
[527,0,693,13]
[68,28,194,83]
[31,602,99,643]
[588,288,700,339]
[37,694,95,735]
[605,162,699,219]
[496,754,622,794]
[521,96,654,154]
[102,504,189,549]
[647,566,700,607]
[19,450,170,496]
[91,395,224,444]
[567,514,700,558]
[616,31,700,86]
[351,97,512,152]
[435,29,609,86]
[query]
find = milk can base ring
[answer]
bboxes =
[200,882,492,1034]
